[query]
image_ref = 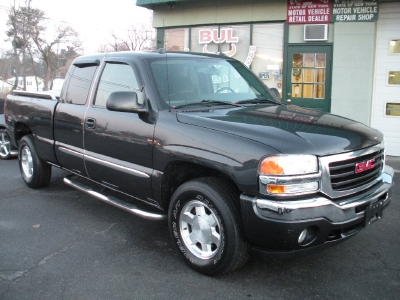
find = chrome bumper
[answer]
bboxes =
[242,165,394,224]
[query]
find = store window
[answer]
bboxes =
[386,103,400,116]
[252,23,284,96]
[219,25,250,62]
[389,39,400,54]
[388,71,400,85]
[164,28,189,51]
[190,26,220,54]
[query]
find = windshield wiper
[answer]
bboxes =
[173,100,242,109]
[236,98,278,105]
[201,100,242,107]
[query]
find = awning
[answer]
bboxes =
[136,0,193,8]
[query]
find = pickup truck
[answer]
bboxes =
[5,50,394,276]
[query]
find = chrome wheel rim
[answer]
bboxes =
[21,146,33,179]
[179,200,221,259]
[0,131,10,158]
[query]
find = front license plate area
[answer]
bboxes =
[363,201,384,227]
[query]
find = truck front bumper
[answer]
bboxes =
[239,166,394,259]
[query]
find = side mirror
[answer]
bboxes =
[269,88,281,101]
[106,91,148,114]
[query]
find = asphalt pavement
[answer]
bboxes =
[0,157,399,300]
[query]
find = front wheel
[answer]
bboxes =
[168,177,249,276]
[19,135,51,188]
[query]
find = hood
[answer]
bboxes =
[176,104,383,156]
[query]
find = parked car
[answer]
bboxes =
[0,113,17,159]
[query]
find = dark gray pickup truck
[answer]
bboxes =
[5,50,394,275]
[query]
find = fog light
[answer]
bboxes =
[298,226,318,246]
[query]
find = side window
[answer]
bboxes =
[94,63,139,107]
[64,65,97,105]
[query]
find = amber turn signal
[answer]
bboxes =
[267,184,285,194]
[260,160,283,175]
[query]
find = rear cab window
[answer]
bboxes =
[62,64,98,105]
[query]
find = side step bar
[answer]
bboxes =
[63,175,167,221]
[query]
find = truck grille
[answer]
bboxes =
[329,150,384,191]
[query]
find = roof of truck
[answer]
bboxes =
[72,50,235,66]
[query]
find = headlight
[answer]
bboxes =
[259,155,318,175]
[258,155,320,196]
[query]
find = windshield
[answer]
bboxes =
[149,56,279,108]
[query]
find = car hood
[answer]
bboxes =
[176,104,383,156]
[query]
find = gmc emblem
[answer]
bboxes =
[355,158,375,174]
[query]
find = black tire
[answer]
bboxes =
[19,135,51,188]
[168,177,249,276]
[0,128,14,160]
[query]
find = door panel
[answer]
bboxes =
[84,108,154,200]
[54,103,88,174]
[84,60,155,200]
[54,64,97,175]
[285,45,332,112]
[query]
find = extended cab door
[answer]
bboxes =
[83,58,155,201]
[54,61,99,175]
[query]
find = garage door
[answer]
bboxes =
[371,2,400,156]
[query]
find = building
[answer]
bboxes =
[6,76,44,92]
[137,0,400,156]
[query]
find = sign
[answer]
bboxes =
[259,72,271,80]
[199,29,238,44]
[198,28,257,67]
[199,28,238,57]
[332,0,379,22]
[287,0,332,24]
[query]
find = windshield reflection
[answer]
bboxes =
[149,56,279,108]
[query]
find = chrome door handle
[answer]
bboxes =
[86,118,96,129]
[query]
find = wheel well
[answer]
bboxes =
[13,122,32,146]
[159,161,239,211]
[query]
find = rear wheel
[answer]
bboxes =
[168,177,249,276]
[19,135,51,188]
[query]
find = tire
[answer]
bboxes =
[0,128,13,160]
[19,135,51,188]
[168,177,249,276]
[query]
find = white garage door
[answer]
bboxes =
[371,2,400,156]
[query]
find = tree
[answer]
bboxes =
[5,1,81,91]
[31,23,81,90]
[100,24,156,53]
[5,1,44,90]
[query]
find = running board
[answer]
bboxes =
[63,175,167,221]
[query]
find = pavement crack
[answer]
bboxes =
[0,270,28,281]
[94,222,117,236]
[37,243,74,267]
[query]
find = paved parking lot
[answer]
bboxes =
[0,157,399,300]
